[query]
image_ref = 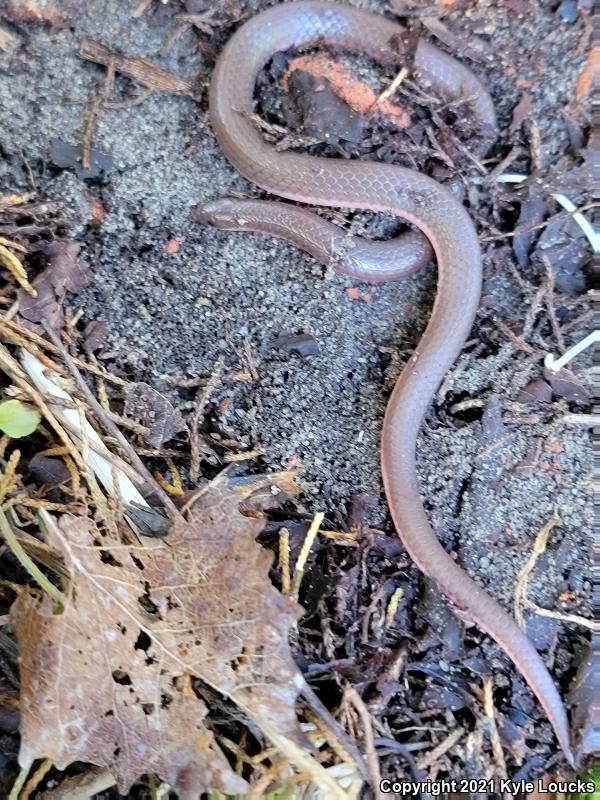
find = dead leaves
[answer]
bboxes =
[123,381,186,448]
[18,242,91,329]
[14,481,304,795]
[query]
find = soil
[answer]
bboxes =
[0,0,592,795]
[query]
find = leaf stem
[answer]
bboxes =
[0,506,64,607]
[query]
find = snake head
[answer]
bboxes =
[194,199,241,229]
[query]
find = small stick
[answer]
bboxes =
[415,727,464,771]
[345,686,384,799]
[79,37,193,96]
[369,66,408,112]
[482,677,507,779]
[0,344,86,473]
[0,316,127,384]
[82,59,115,170]
[278,527,291,595]
[189,358,223,483]
[524,604,596,632]
[514,513,560,628]
[541,255,566,352]
[20,758,52,800]
[291,512,323,602]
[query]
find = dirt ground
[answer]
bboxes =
[0,0,593,795]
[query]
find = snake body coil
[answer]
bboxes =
[198,1,573,763]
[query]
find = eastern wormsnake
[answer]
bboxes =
[196,1,574,765]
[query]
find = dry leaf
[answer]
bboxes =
[18,242,92,328]
[509,92,532,134]
[14,480,304,795]
[123,382,186,447]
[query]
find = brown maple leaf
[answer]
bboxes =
[13,480,304,796]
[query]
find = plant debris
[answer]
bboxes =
[0,0,592,792]
[50,138,115,179]
[17,242,91,329]
[123,381,187,448]
[79,37,195,97]
[13,483,308,795]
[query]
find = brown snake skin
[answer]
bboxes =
[197,1,574,764]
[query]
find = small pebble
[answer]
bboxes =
[557,0,578,22]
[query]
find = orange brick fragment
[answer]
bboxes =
[287,54,411,129]
[88,198,105,222]
[576,47,600,98]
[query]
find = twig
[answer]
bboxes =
[0,344,86,473]
[79,37,193,96]
[278,527,291,595]
[246,757,290,799]
[21,757,53,800]
[104,89,153,110]
[0,238,36,297]
[189,358,223,483]
[480,202,596,242]
[492,317,537,356]
[0,449,21,504]
[552,192,598,251]
[369,67,408,112]
[560,413,600,426]
[541,255,566,352]
[0,316,126,384]
[416,727,464,771]
[47,412,145,485]
[37,767,116,800]
[7,764,29,800]
[345,687,383,799]
[301,682,368,780]
[523,604,597,632]
[514,513,560,629]
[82,59,115,170]
[482,678,507,779]
[291,512,323,602]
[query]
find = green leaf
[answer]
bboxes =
[0,399,41,438]
[573,765,600,799]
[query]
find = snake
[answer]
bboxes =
[196,0,574,765]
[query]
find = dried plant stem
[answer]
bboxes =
[482,678,507,778]
[42,324,179,516]
[0,316,126,385]
[345,686,383,799]
[21,757,53,800]
[278,527,291,595]
[514,513,560,628]
[291,512,323,602]
[7,763,29,800]
[0,506,64,606]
